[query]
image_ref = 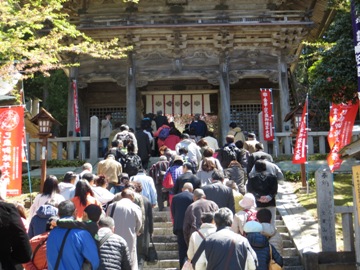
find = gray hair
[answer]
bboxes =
[214,207,233,227]
[82,163,92,171]
[193,189,205,200]
[58,200,75,218]
[98,216,115,229]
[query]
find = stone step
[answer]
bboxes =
[154,221,173,229]
[156,250,178,260]
[284,256,302,266]
[283,240,296,248]
[276,225,288,233]
[153,227,173,235]
[283,247,299,257]
[144,259,179,269]
[154,242,178,251]
[149,208,304,270]
[152,235,177,243]
[280,232,291,240]
[153,215,172,223]
[276,219,285,226]
[283,266,304,270]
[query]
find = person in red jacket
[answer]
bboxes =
[23,216,58,270]
[164,128,181,151]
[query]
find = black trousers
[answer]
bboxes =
[175,230,188,269]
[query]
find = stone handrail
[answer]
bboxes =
[334,206,354,252]
[27,116,100,164]
[263,131,360,157]
[27,127,360,163]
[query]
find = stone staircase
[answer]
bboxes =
[144,208,304,270]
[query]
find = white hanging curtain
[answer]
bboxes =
[146,94,211,115]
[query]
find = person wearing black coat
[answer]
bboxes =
[0,200,32,270]
[171,183,194,269]
[247,160,278,227]
[135,128,151,170]
[173,162,201,195]
[246,143,273,175]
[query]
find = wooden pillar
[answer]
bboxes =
[67,67,78,137]
[218,56,230,147]
[127,53,137,129]
[315,166,336,251]
[40,136,48,193]
[278,55,291,132]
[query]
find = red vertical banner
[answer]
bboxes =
[260,88,274,141]
[72,80,81,133]
[0,106,25,196]
[327,100,359,172]
[292,99,308,164]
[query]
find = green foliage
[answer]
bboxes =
[283,171,302,182]
[22,176,41,193]
[306,8,357,104]
[307,154,328,161]
[273,154,327,162]
[294,5,358,130]
[283,171,315,183]
[24,70,68,136]
[47,159,83,168]
[0,0,131,78]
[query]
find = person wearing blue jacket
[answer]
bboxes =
[46,200,100,270]
[28,203,58,239]
[244,221,283,270]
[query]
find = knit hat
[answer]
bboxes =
[239,193,256,209]
[243,221,263,233]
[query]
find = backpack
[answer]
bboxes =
[158,128,170,140]
[116,132,133,148]
[223,146,237,161]
[244,209,258,222]
[123,154,142,177]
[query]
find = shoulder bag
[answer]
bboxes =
[269,245,282,270]
[162,171,174,189]
[146,235,158,262]
[54,229,71,270]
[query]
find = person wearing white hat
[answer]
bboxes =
[244,220,283,270]
[231,193,257,235]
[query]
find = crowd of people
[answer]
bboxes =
[0,113,285,270]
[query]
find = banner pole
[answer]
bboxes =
[270,88,278,157]
[25,133,32,204]
[305,93,309,195]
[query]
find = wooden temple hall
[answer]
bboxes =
[66,0,333,143]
